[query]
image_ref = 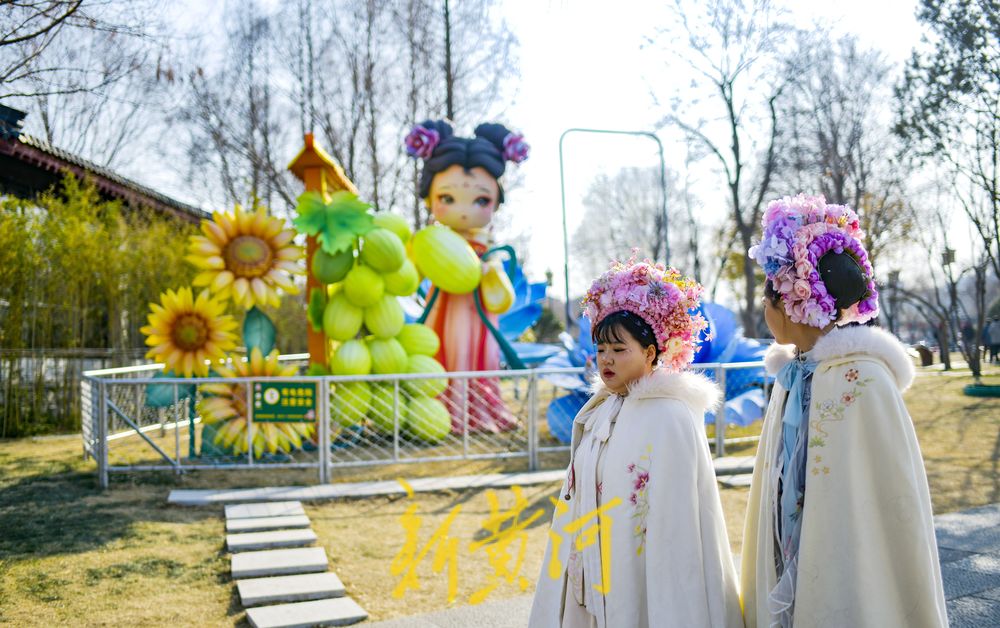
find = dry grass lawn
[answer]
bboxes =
[1,364,997,625]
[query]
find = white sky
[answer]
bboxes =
[497,0,923,303]
[108,0,926,305]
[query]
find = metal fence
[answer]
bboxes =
[82,358,768,489]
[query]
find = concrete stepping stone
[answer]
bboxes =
[227,514,312,533]
[718,473,753,488]
[226,501,306,520]
[713,455,755,476]
[237,572,345,607]
[245,596,368,628]
[228,529,318,553]
[231,547,328,579]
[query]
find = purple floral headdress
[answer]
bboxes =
[582,255,707,372]
[748,194,879,328]
[404,124,440,160]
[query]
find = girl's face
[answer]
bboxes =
[427,164,500,230]
[596,327,657,395]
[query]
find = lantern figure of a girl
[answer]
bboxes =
[405,120,529,433]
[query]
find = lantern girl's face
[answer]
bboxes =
[427,164,500,230]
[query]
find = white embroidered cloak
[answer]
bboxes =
[529,369,744,628]
[740,326,948,628]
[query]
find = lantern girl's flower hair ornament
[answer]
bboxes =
[404,122,529,167]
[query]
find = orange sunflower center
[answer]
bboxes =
[224,235,274,278]
[171,313,210,351]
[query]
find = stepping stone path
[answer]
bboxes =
[718,473,753,488]
[228,529,318,553]
[227,515,312,533]
[225,500,368,627]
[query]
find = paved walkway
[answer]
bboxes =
[366,503,1000,627]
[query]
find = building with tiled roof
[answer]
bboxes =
[0,104,207,223]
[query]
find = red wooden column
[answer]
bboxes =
[288,133,359,368]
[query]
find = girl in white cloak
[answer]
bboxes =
[529,258,744,628]
[742,194,948,628]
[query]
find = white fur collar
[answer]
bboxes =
[589,368,722,415]
[764,325,915,391]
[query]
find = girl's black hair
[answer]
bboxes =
[417,119,512,203]
[817,251,867,312]
[593,310,661,362]
[764,278,781,306]
[764,251,868,323]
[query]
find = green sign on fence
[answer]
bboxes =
[251,382,317,423]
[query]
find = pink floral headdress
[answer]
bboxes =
[582,255,708,372]
[748,194,879,328]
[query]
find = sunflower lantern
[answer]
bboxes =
[198,348,314,458]
[140,287,238,377]
[186,205,303,310]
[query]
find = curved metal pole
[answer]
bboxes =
[558,128,669,329]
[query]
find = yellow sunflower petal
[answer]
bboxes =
[250,277,270,305]
[261,216,284,239]
[235,206,252,233]
[211,270,235,293]
[271,229,296,248]
[273,260,301,274]
[181,353,196,378]
[177,287,194,309]
[232,278,250,306]
[250,347,264,374]
[163,350,182,374]
[275,245,302,261]
[200,383,233,396]
[192,271,217,287]
[185,254,225,270]
[189,236,222,257]
[202,220,229,246]
[215,211,239,238]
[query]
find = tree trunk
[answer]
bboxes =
[443,0,454,120]
[937,321,952,370]
[739,225,757,335]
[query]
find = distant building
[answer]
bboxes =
[0,104,206,222]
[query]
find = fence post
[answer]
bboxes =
[81,377,91,461]
[392,379,400,462]
[245,381,254,468]
[528,371,538,471]
[174,383,181,474]
[462,377,469,459]
[715,365,726,457]
[98,379,109,489]
[318,377,330,484]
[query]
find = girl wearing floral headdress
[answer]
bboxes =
[529,258,743,628]
[404,120,528,433]
[741,194,947,628]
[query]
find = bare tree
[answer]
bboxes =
[653,0,788,334]
[777,30,912,267]
[571,166,686,281]
[178,2,297,214]
[2,1,170,170]
[279,0,517,219]
[896,0,1000,283]
[0,0,153,100]
[168,0,518,223]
